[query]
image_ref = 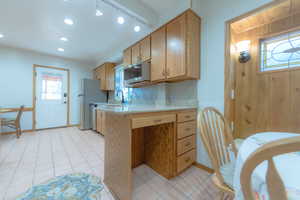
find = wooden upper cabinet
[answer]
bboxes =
[186,11,200,79]
[166,10,200,80]
[122,9,200,85]
[94,62,116,91]
[131,43,141,64]
[140,36,151,62]
[151,27,166,82]
[105,63,116,91]
[131,36,151,65]
[166,14,186,79]
[123,48,132,66]
[99,66,106,90]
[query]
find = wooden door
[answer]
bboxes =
[131,43,140,64]
[123,48,132,66]
[166,14,186,79]
[233,13,300,138]
[151,27,166,81]
[140,36,151,62]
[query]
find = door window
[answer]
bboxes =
[260,30,300,72]
[41,72,63,100]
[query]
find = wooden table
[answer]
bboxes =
[0,109,12,134]
[0,109,13,113]
[233,132,300,200]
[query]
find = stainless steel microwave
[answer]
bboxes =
[124,61,150,85]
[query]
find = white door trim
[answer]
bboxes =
[32,65,70,130]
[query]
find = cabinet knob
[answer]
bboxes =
[185,157,191,163]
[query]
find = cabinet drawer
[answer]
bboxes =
[177,121,196,139]
[177,149,196,173]
[177,135,196,156]
[132,114,176,129]
[177,111,197,122]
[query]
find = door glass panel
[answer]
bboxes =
[41,72,63,100]
[260,30,300,72]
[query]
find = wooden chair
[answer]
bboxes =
[240,136,300,200]
[2,105,24,138]
[198,107,238,199]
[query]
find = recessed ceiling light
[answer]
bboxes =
[60,37,68,42]
[64,18,74,25]
[117,17,125,24]
[58,48,65,52]
[0,34,4,38]
[134,26,141,32]
[96,10,103,16]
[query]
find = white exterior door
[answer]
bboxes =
[35,67,68,129]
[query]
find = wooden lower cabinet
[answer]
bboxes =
[104,108,197,200]
[96,110,106,135]
[177,149,196,173]
[130,109,197,178]
[177,135,196,156]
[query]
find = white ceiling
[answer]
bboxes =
[0,0,188,66]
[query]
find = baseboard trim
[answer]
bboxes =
[194,162,214,174]
[1,124,80,135]
[68,124,80,127]
[1,129,34,135]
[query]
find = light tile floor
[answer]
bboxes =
[0,127,218,200]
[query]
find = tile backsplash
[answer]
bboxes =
[166,80,198,106]
[110,80,198,106]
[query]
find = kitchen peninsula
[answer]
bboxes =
[100,105,197,200]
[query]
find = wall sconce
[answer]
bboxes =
[236,40,251,63]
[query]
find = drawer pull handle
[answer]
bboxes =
[185,128,191,131]
[154,119,162,123]
[185,116,191,118]
[185,157,191,163]
[185,142,191,147]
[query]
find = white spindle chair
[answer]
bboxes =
[198,107,239,199]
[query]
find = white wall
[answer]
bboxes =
[0,46,93,131]
[191,0,273,167]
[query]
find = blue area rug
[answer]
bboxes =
[16,173,104,200]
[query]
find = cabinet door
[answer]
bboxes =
[186,11,200,79]
[151,27,166,82]
[93,69,98,80]
[140,36,151,62]
[105,63,115,91]
[96,110,102,133]
[99,66,106,90]
[100,111,106,135]
[123,48,132,66]
[131,43,140,64]
[166,14,186,79]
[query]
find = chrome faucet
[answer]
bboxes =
[116,89,125,104]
